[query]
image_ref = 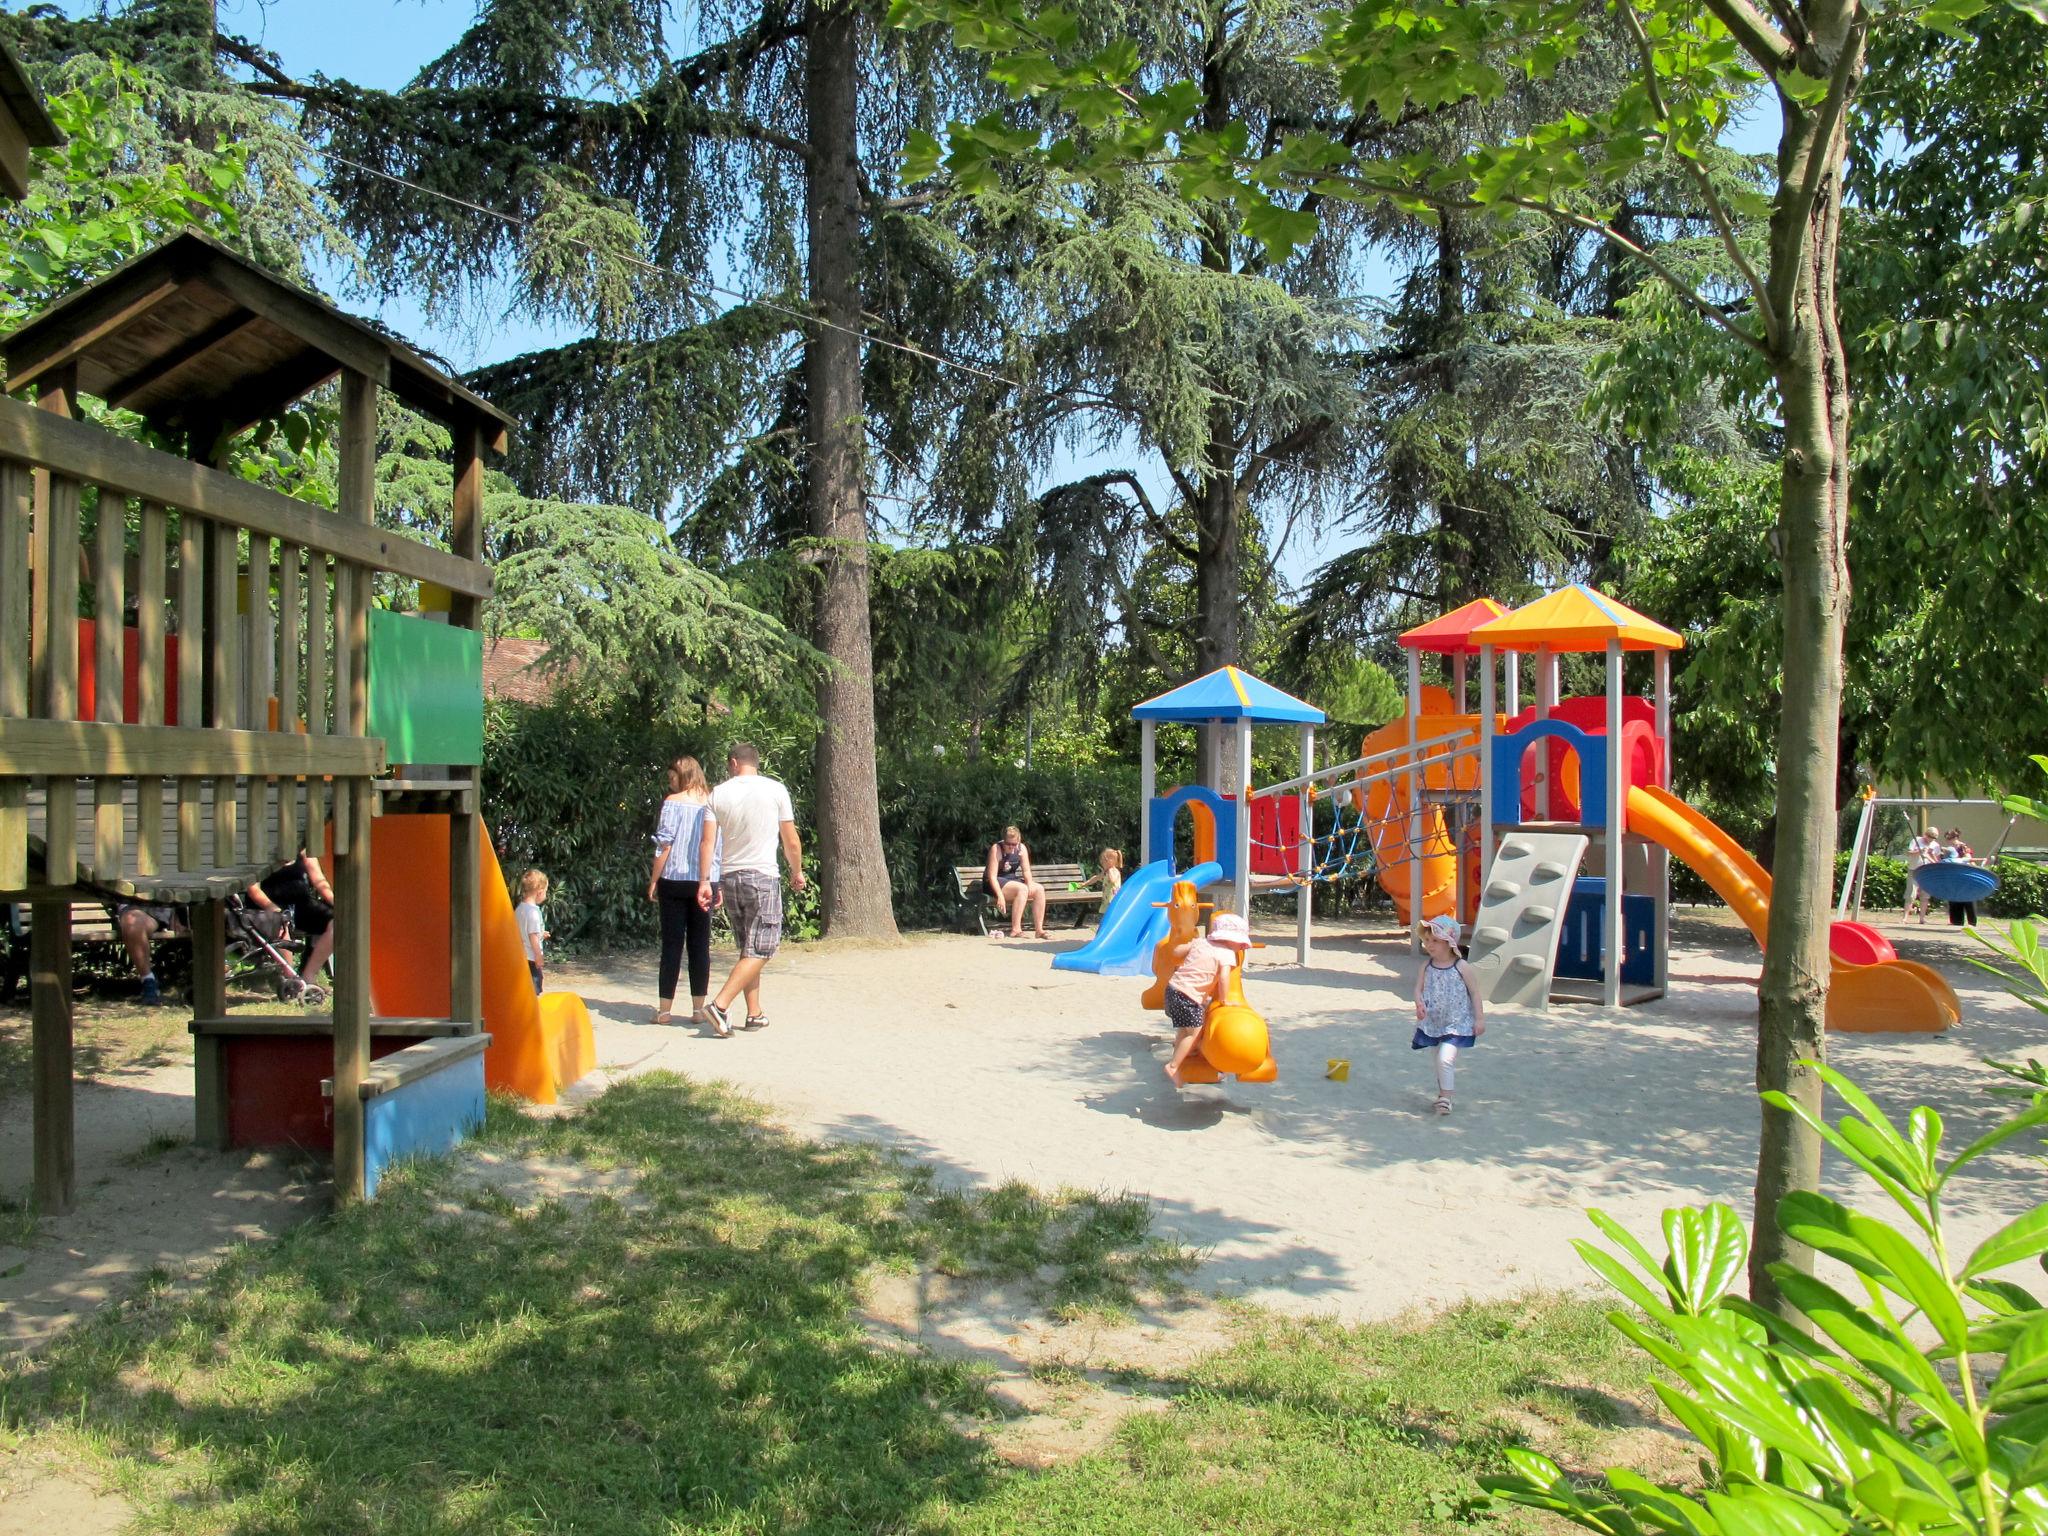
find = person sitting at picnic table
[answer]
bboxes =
[985,824,1048,940]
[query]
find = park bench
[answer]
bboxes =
[0,898,154,1003]
[952,862,1103,935]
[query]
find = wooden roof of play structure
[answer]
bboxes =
[1470,584,1684,653]
[1397,598,1508,655]
[0,43,62,201]
[3,231,514,449]
[1131,666,1326,724]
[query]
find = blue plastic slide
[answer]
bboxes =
[1051,858,1225,977]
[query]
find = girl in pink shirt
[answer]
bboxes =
[1163,912,1252,1085]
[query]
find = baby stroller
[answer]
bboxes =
[224,893,328,1006]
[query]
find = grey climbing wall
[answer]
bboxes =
[1463,831,1589,1011]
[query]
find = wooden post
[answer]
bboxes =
[33,368,80,887]
[331,370,377,1203]
[30,899,74,1215]
[209,516,238,866]
[305,552,328,835]
[176,510,204,870]
[189,900,229,1150]
[92,495,125,878]
[135,500,166,876]
[0,461,29,891]
[448,425,485,1030]
[246,534,273,864]
[276,542,301,856]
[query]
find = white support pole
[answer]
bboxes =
[1234,718,1253,919]
[1504,651,1520,716]
[1839,795,1876,923]
[1453,652,1467,714]
[1297,724,1314,965]
[1407,648,1424,951]
[1534,645,1555,818]
[1604,640,1624,1008]
[1139,719,1156,867]
[1478,643,1496,892]
[1653,647,1672,992]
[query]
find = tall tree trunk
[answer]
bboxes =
[1749,13,1863,1313]
[1193,418,1242,674]
[1191,23,1242,679]
[803,0,898,939]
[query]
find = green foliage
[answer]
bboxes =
[0,60,242,332]
[483,694,1139,946]
[880,758,1139,924]
[1488,1063,2048,1535]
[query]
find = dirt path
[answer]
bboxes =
[0,1040,321,1357]
[553,908,2047,1321]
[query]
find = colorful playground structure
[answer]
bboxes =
[0,232,594,1212]
[1062,585,1962,1036]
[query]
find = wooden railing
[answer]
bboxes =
[0,395,491,899]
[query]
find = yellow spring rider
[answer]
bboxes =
[1141,880,1277,1083]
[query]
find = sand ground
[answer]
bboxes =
[2,906,2042,1357]
[551,905,2048,1319]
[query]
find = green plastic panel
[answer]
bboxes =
[367,610,484,766]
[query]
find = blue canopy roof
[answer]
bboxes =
[1130,666,1326,725]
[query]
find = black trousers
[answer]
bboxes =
[658,880,713,1000]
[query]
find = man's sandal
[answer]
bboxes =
[1434,1096,1453,1116]
[744,1014,770,1031]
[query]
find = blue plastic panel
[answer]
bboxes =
[362,1051,486,1199]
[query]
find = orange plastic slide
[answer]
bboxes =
[1623,785,1958,1034]
[1359,688,1484,924]
[369,815,596,1103]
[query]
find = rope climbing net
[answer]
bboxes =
[1244,736,1483,887]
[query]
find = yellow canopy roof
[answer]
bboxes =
[1469,584,1684,653]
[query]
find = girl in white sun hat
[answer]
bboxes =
[1162,911,1252,1086]
[1414,913,1484,1115]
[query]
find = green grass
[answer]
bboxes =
[0,1072,1661,1534]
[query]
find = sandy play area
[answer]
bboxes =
[4,907,2043,1354]
[549,907,2048,1319]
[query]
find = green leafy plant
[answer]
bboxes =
[1487,1063,2048,1534]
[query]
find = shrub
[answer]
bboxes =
[879,759,1140,925]
[482,697,1141,946]
[1487,1064,2048,1534]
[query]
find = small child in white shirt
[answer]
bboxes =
[516,869,550,994]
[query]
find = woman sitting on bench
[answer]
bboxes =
[985,825,1048,940]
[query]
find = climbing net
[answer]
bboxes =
[1245,785,1444,886]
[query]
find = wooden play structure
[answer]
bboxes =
[0,230,589,1214]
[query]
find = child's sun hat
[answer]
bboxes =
[1425,914,1462,946]
[1208,912,1252,949]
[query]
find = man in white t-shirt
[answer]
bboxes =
[696,742,806,1037]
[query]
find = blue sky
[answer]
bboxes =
[48,0,1783,591]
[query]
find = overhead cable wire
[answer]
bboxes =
[315,147,1022,389]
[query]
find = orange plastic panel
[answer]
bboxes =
[369,815,595,1103]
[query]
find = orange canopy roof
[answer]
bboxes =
[1397,598,1508,655]
[1469,584,1684,653]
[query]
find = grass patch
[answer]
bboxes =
[0,999,189,1097]
[0,1071,1662,1534]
